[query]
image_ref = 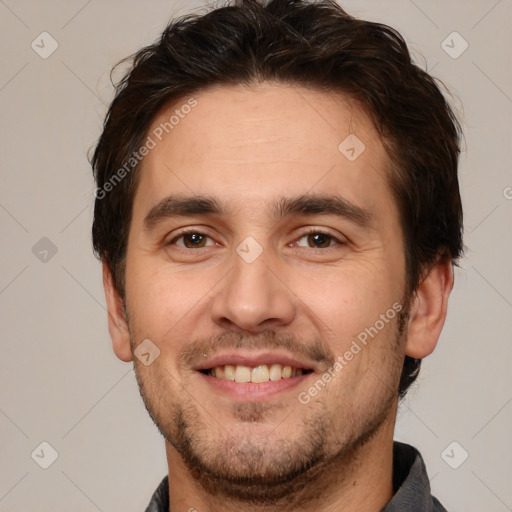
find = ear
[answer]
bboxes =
[405,258,454,359]
[102,260,133,362]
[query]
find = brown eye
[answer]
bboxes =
[295,231,338,249]
[172,232,214,248]
[183,233,206,248]
[307,233,333,248]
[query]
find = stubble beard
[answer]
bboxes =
[131,308,408,506]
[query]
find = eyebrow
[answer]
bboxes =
[143,193,374,231]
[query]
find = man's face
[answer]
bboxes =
[122,83,408,499]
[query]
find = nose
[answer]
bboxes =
[210,250,295,334]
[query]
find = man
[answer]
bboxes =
[91,0,463,510]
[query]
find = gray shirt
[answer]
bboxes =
[144,442,448,511]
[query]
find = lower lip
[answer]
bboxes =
[197,372,312,401]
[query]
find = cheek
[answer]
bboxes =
[290,261,401,347]
[124,258,213,341]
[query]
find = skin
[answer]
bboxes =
[103,82,454,512]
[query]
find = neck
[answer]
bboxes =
[165,404,397,512]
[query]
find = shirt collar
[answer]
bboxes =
[381,441,447,512]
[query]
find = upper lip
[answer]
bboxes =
[192,351,319,372]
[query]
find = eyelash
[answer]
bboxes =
[295,229,345,248]
[168,228,344,249]
[168,229,216,248]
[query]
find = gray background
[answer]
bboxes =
[1,0,511,510]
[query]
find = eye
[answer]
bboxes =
[170,231,216,249]
[294,230,341,249]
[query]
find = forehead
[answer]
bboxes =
[134,82,394,218]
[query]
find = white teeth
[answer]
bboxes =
[269,364,282,381]
[234,365,251,383]
[207,363,306,382]
[251,365,270,383]
[224,365,235,381]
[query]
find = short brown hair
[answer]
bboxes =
[91,0,463,398]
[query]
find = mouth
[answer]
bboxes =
[200,363,314,383]
[193,351,317,400]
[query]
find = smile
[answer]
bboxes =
[201,364,313,383]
